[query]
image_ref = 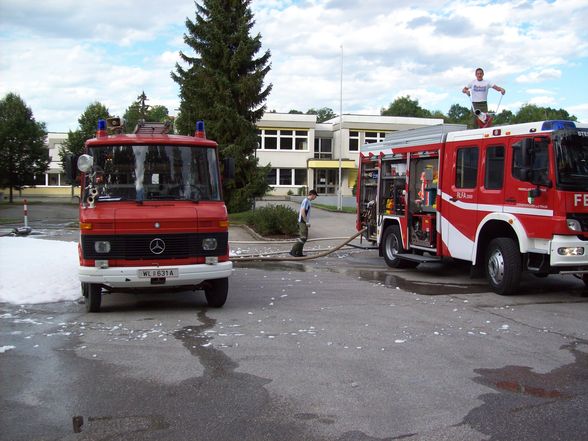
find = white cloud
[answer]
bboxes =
[1,0,587,131]
[516,68,562,83]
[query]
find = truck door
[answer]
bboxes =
[504,136,554,234]
[441,143,480,261]
[477,142,505,225]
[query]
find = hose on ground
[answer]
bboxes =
[231,228,367,262]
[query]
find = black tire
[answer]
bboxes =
[382,225,418,269]
[86,283,102,313]
[485,238,522,295]
[205,278,228,308]
[582,274,588,288]
[81,282,89,298]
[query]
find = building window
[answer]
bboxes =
[294,169,306,185]
[279,168,292,185]
[364,131,387,144]
[268,168,307,186]
[349,131,359,151]
[267,168,277,185]
[314,138,332,159]
[258,128,309,151]
[350,131,389,151]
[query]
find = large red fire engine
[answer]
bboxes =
[357,120,588,295]
[75,118,233,312]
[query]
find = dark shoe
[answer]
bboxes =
[289,251,298,257]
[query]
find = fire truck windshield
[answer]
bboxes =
[555,131,588,190]
[86,144,222,202]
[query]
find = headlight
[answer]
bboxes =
[566,219,582,232]
[557,247,584,256]
[94,241,111,253]
[202,238,218,251]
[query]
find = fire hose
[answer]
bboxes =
[231,228,368,262]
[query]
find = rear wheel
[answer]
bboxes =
[205,278,228,308]
[86,283,102,313]
[582,274,588,288]
[485,238,521,295]
[382,225,418,269]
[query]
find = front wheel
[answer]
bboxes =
[382,225,418,269]
[205,278,228,308]
[485,238,522,295]
[86,283,102,313]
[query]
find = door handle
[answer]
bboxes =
[505,198,516,203]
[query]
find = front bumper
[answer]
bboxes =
[79,261,233,288]
[550,235,588,268]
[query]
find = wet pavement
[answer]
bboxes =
[1,200,588,440]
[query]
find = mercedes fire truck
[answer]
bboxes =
[75,118,233,312]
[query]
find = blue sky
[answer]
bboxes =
[1,0,587,132]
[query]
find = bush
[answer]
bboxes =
[249,204,298,236]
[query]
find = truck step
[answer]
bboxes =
[397,253,442,264]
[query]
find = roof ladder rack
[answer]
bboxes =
[133,120,172,135]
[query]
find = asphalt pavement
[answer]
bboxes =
[2,198,588,441]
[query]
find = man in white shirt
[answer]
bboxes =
[462,67,505,126]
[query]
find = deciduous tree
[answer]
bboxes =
[0,93,49,203]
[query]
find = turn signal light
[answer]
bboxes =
[80,222,93,230]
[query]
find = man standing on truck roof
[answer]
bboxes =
[462,67,505,127]
[290,189,318,258]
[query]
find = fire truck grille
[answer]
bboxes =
[81,233,228,260]
[568,214,588,232]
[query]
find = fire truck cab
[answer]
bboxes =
[76,119,233,312]
[357,120,588,295]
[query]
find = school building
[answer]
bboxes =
[1,114,443,201]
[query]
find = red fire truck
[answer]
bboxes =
[357,120,588,295]
[75,118,233,312]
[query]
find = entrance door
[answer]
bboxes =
[314,169,338,195]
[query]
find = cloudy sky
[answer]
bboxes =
[1,0,587,133]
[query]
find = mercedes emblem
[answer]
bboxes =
[149,238,165,255]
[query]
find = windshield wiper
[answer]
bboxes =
[148,195,179,200]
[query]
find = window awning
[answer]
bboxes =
[308,159,357,169]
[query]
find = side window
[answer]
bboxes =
[512,138,549,184]
[484,145,505,189]
[511,141,524,180]
[456,147,479,188]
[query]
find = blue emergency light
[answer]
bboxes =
[195,120,206,138]
[541,120,576,131]
[98,119,107,131]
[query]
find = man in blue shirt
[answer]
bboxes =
[290,189,318,257]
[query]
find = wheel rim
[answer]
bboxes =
[488,248,505,285]
[386,232,400,260]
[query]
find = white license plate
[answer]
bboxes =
[138,268,179,278]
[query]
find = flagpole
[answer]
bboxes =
[337,45,343,211]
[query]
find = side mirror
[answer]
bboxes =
[223,157,235,179]
[77,154,94,173]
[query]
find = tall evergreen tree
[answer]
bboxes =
[172,0,272,212]
[0,93,49,203]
